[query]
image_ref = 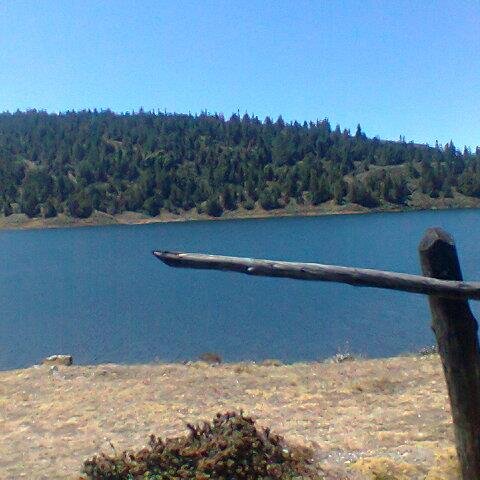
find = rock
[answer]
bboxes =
[42,354,73,366]
[329,352,356,363]
[418,345,438,356]
[198,352,222,364]
[261,359,283,367]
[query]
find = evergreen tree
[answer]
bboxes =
[0,109,476,220]
[206,196,223,217]
[43,198,58,218]
[68,191,93,218]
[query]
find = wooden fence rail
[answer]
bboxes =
[153,251,480,301]
[153,227,480,480]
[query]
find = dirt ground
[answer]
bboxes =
[0,355,459,479]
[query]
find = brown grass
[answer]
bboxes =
[0,355,458,479]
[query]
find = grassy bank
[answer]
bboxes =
[0,201,368,231]
[0,354,458,479]
[2,193,480,232]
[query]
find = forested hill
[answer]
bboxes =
[0,110,479,222]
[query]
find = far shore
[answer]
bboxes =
[2,197,480,232]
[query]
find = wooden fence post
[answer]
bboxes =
[419,227,480,479]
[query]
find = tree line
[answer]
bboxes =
[0,109,478,219]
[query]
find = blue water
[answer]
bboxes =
[1,209,479,370]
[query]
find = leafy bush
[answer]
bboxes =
[80,411,320,480]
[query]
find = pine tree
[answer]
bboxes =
[206,196,223,217]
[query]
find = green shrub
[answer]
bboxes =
[80,411,320,480]
[242,197,255,210]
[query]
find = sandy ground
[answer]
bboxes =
[0,355,459,479]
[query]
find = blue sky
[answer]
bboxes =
[0,0,478,148]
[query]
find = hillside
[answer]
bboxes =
[0,110,479,228]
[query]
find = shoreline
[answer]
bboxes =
[1,200,480,232]
[0,351,429,374]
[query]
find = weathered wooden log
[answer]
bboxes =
[419,228,480,479]
[153,250,480,300]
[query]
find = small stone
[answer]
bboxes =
[418,345,438,356]
[42,354,73,366]
[261,359,283,367]
[198,352,222,364]
[330,353,356,363]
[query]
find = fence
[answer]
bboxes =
[153,227,480,480]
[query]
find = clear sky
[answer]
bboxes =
[0,0,478,148]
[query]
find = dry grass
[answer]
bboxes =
[0,355,458,479]
[0,202,369,231]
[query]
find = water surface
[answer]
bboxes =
[1,209,479,370]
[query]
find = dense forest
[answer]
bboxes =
[0,109,479,221]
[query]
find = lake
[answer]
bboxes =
[1,209,480,370]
